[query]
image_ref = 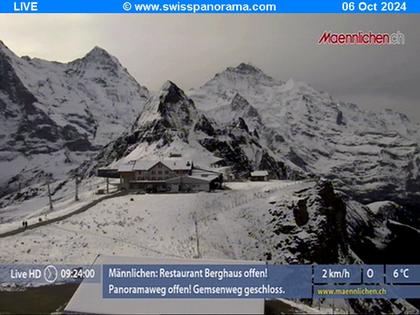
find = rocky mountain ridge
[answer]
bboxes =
[189,63,420,208]
[79,80,289,180]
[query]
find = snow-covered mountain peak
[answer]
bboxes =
[226,62,266,75]
[189,63,284,112]
[159,80,192,105]
[134,81,197,129]
[87,45,110,56]
[0,42,150,200]
[81,46,117,64]
[161,80,177,90]
[216,62,279,84]
[67,46,127,77]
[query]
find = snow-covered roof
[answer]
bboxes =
[64,255,265,315]
[165,168,221,184]
[250,170,268,177]
[189,175,219,182]
[118,159,192,172]
[117,160,137,172]
[166,175,219,184]
[132,160,161,171]
[159,159,192,171]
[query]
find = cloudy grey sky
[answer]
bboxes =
[0,15,419,122]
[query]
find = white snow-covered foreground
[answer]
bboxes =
[0,180,308,264]
[0,179,368,314]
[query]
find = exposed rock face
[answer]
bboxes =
[0,42,149,200]
[347,199,420,264]
[265,179,417,266]
[235,117,250,133]
[292,198,309,226]
[266,180,348,264]
[258,152,289,179]
[261,180,418,314]
[194,114,216,136]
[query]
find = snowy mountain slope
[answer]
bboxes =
[1,179,417,313]
[0,41,149,198]
[189,63,420,207]
[80,80,290,179]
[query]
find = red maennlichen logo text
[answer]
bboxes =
[318,31,405,45]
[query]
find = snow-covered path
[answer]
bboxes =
[0,191,124,238]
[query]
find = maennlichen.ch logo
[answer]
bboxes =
[318,31,405,45]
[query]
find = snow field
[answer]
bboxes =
[0,180,310,265]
